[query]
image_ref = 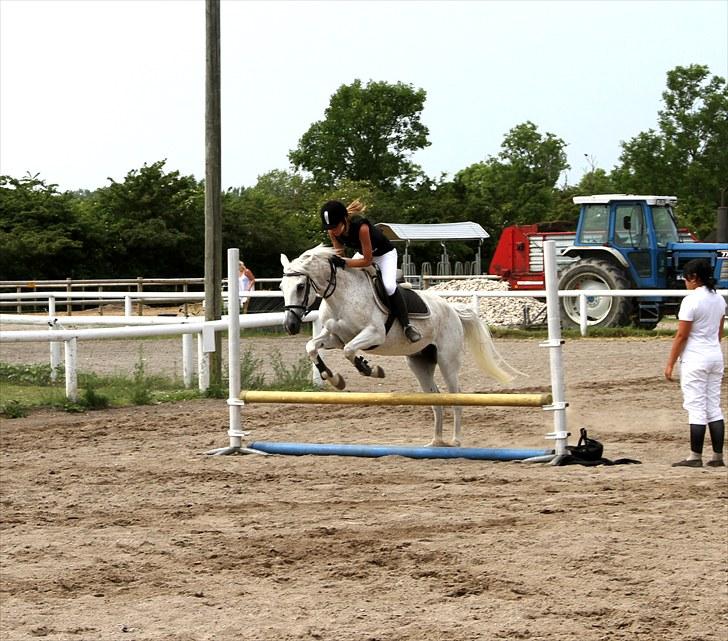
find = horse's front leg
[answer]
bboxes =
[342,326,387,379]
[305,330,346,390]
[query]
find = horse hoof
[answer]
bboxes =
[371,366,385,378]
[426,439,449,448]
[329,374,345,390]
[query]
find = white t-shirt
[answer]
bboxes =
[239,273,254,303]
[678,286,726,362]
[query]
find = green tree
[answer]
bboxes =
[223,170,320,276]
[455,121,569,235]
[551,166,617,222]
[88,160,204,277]
[0,174,90,279]
[612,64,727,239]
[289,79,430,191]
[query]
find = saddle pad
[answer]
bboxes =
[401,286,429,316]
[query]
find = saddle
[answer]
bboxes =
[364,266,430,329]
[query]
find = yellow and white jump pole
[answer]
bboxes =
[239,390,552,407]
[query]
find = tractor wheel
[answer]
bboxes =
[558,258,633,328]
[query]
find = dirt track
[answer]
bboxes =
[1,334,727,641]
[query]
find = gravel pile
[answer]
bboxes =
[428,278,547,327]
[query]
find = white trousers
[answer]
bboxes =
[352,248,399,295]
[679,358,725,425]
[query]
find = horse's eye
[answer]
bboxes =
[296,283,305,292]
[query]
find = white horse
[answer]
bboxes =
[280,244,518,447]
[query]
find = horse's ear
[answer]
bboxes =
[280,253,290,268]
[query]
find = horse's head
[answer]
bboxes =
[280,245,337,335]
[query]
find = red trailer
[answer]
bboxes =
[487,222,577,290]
[488,222,697,290]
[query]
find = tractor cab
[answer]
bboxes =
[570,195,679,289]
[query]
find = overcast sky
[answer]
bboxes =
[1,0,726,193]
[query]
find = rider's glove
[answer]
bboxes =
[331,255,346,269]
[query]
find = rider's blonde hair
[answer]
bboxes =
[346,199,367,216]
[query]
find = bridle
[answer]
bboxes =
[282,258,338,322]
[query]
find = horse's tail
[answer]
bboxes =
[456,307,521,384]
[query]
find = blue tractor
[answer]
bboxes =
[558,194,728,328]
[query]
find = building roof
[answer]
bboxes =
[375,221,489,242]
[573,194,677,205]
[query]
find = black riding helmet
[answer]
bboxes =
[320,200,348,230]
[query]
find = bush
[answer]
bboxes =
[239,347,265,390]
[268,351,317,391]
[130,357,153,405]
[81,383,110,410]
[0,400,29,419]
[0,362,56,385]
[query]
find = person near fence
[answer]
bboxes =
[664,259,726,468]
[238,260,256,314]
[320,199,421,342]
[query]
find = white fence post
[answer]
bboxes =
[64,337,78,402]
[198,335,210,392]
[48,296,62,382]
[579,293,588,337]
[182,333,194,388]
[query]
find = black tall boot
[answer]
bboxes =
[707,419,725,467]
[388,289,421,343]
[672,424,705,467]
[690,423,706,454]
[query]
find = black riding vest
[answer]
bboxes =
[335,217,394,257]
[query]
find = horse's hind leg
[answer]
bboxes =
[438,349,464,446]
[407,347,447,448]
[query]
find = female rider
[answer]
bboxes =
[320,199,421,343]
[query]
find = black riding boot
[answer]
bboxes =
[707,420,725,467]
[388,289,421,343]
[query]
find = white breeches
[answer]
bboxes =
[679,358,725,425]
[353,248,398,295]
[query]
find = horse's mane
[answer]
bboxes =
[290,244,337,268]
[308,244,337,258]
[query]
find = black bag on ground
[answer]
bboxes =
[567,428,604,461]
[557,428,641,467]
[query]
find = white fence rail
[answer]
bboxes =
[2,279,726,401]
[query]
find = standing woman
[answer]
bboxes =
[238,260,256,314]
[665,259,726,467]
[320,199,421,343]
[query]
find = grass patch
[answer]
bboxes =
[0,347,316,416]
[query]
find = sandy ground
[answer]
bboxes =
[1,329,727,641]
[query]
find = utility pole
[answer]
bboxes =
[204,0,223,386]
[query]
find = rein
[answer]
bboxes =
[282,258,338,320]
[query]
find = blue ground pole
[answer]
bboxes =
[248,441,552,461]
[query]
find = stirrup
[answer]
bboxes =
[404,324,422,342]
